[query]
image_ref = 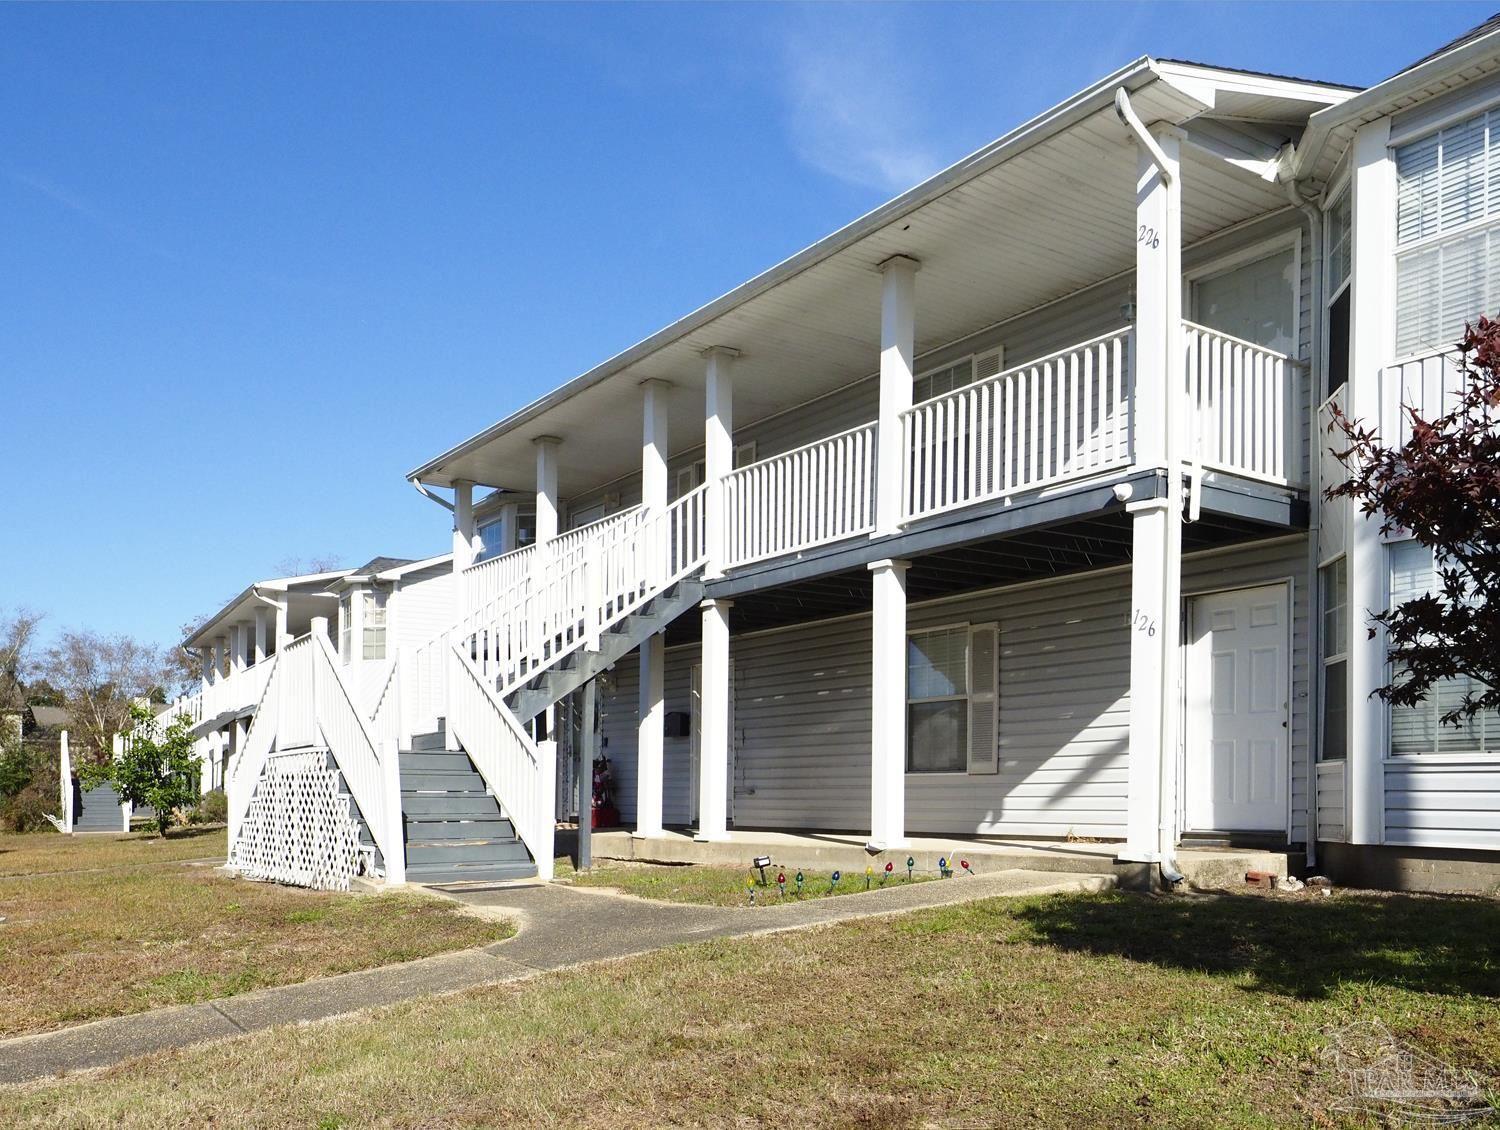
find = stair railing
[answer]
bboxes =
[227,648,285,854]
[444,638,556,881]
[307,633,405,885]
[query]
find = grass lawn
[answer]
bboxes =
[0,828,512,1038]
[8,888,1498,1128]
[561,858,937,907]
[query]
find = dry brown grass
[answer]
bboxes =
[0,827,511,1037]
[8,889,1499,1128]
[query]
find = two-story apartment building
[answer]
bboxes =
[182,18,1500,894]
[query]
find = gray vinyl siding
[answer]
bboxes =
[1384,759,1500,851]
[1316,759,1347,842]
[600,533,1312,841]
[598,655,695,826]
[567,209,1314,520]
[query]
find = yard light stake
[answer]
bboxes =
[830,869,841,893]
[906,856,915,882]
[795,870,805,896]
[777,871,786,897]
[883,861,893,884]
[746,874,757,905]
[960,859,972,876]
[865,865,873,890]
[939,856,951,879]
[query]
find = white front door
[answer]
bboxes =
[1184,584,1289,833]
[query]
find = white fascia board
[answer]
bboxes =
[1154,61,1356,111]
[181,568,355,648]
[374,553,453,581]
[405,56,1173,487]
[1296,29,1500,181]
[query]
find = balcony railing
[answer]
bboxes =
[1182,321,1305,486]
[902,326,1134,523]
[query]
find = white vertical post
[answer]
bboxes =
[452,480,475,617]
[635,379,671,839]
[200,645,213,698]
[229,717,247,794]
[868,559,910,848]
[695,598,732,841]
[213,637,227,684]
[1121,121,1185,864]
[253,607,269,665]
[536,736,558,881]
[59,730,73,834]
[273,601,289,652]
[702,347,738,579]
[635,633,666,839]
[1347,116,1395,847]
[229,624,247,677]
[499,501,521,554]
[641,379,671,513]
[113,733,130,832]
[875,255,919,536]
[381,738,406,885]
[533,438,561,547]
[349,587,366,665]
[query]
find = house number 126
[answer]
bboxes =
[1132,610,1157,636]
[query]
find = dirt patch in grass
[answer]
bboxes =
[10,888,1497,1127]
[0,832,511,1038]
[0,826,228,877]
[561,859,937,907]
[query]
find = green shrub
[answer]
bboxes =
[3,781,57,833]
[194,788,228,825]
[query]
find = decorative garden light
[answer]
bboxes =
[906,856,915,882]
[960,858,972,876]
[865,864,873,890]
[939,856,952,878]
[777,871,786,897]
[795,870,804,895]
[883,861,894,884]
[830,869,841,892]
[746,873,757,905]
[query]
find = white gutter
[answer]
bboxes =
[412,480,455,512]
[1114,88,1174,184]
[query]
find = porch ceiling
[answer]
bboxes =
[415,64,1347,499]
[662,512,1289,646]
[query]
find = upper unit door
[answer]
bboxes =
[1191,246,1297,354]
[1184,583,1290,833]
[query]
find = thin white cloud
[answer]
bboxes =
[779,16,943,194]
[7,170,181,263]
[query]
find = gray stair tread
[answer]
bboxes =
[406,861,538,884]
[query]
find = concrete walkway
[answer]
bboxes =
[0,867,1110,1086]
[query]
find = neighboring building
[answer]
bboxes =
[177,19,1500,893]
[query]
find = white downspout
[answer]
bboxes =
[1117,86,1185,886]
[1284,157,1324,871]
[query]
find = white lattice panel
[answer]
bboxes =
[232,750,361,891]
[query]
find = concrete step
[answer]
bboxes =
[409,730,447,752]
[406,859,538,885]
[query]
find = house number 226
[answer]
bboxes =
[1132,610,1157,636]
[1137,225,1160,249]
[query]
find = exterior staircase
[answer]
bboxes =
[505,579,704,723]
[398,725,537,885]
[72,781,123,833]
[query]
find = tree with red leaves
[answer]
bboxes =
[1326,317,1500,726]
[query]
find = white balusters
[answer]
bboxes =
[1182,321,1304,486]
[900,326,1135,523]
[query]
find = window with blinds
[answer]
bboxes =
[912,347,1004,404]
[1394,109,1500,356]
[362,590,388,661]
[1387,540,1499,754]
[906,624,999,774]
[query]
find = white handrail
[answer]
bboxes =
[445,640,555,881]
[461,505,644,614]
[723,422,876,567]
[1182,320,1303,486]
[901,327,1134,522]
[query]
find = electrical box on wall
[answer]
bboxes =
[664,711,690,738]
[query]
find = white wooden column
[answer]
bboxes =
[635,379,671,839]
[1121,121,1185,864]
[452,479,475,623]
[253,607,269,665]
[349,587,365,665]
[230,717,247,792]
[213,636,227,684]
[274,601,289,651]
[232,624,248,676]
[499,501,521,553]
[696,597,732,841]
[875,255,919,536]
[200,645,213,696]
[869,558,910,849]
[1347,116,1395,847]
[533,437,561,547]
[635,633,666,839]
[701,347,738,579]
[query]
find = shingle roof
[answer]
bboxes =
[352,556,415,575]
[28,705,71,728]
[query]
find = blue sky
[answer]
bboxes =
[2,1,1493,652]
